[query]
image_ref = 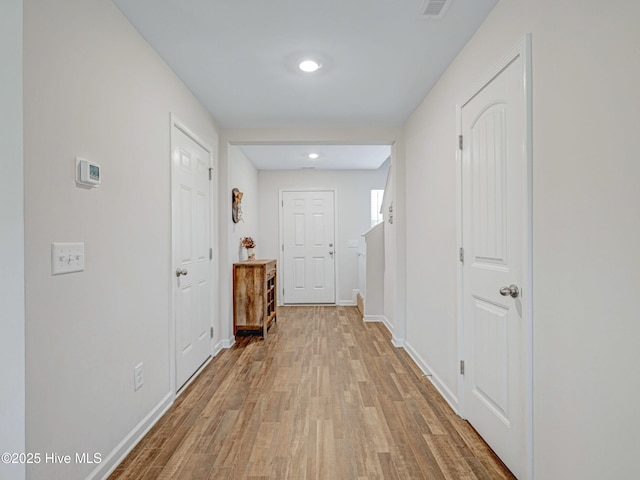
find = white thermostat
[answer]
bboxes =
[76,157,101,188]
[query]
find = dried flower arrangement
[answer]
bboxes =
[241,237,256,260]
[241,237,256,249]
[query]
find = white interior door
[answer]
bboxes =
[172,122,212,390]
[282,190,335,304]
[460,47,529,479]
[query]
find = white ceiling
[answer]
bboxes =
[237,144,391,170]
[111,0,498,169]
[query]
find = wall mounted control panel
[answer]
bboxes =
[75,157,101,188]
[51,242,85,275]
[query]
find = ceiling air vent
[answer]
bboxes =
[420,0,453,19]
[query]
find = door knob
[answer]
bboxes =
[499,284,519,298]
[176,268,188,277]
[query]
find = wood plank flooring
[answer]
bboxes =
[108,306,515,480]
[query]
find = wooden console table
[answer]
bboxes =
[233,259,277,336]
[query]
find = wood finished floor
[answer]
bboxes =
[109,306,515,480]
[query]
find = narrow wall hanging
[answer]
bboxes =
[232,188,243,223]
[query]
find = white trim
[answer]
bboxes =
[217,337,236,350]
[89,392,173,480]
[363,314,395,339]
[338,289,359,306]
[361,219,384,237]
[1,3,24,476]
[455,92,465,417]
[455,34,533,480]
[381,164,393,212]
[389,140,407,349]
[382,316,394,336]
[403,341,460,414]
[169,116,179,400]
[523,34,534,480]
[170,114,217,396]
[176,356,213,397]
[279,187,338,305]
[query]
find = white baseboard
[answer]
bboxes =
[403,341,460,415]
[216,337,235,352]
[368,317,460,415]
[338,289,359,306]
[213,341,224,357]
[91,336,237,480]
[91,392,173,480]
[364,315,395,338]
[381,316,394,335]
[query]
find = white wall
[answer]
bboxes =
[403,1,640,478]
[258,168,388,305]
[0,2,25,479]
[229,146,260,261]
[221,145,260,342]
[362,223,384,317]
[218,127,402,339]
[23,1,219,479]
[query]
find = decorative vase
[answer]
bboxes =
[247,248,255,260]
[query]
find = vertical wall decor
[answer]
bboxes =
[232,187,243,223]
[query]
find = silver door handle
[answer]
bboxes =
[499,284,519,298]
[176,268,188,277]
[329,251,334,256]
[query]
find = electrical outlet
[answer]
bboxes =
[134,363,144,391]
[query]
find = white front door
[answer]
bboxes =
[171,121,212,390]
[460,43,530,479]
[282,190,335,304]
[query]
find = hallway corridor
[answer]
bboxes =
[109,306,515,479]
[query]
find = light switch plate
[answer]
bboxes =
[347,239,359,248]
[51,242,85,275]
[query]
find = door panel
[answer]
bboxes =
[313,257,325,288]
[461,53,526,478]
[172,125,212,390]
[294,214,305,245]
[179,186,192,262]
[472,103,507,265]
[294,257,305,288]
[473,296,509,423]
[282,191,335,304]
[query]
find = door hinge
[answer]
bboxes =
[209,168,213,181]
[282,244,284,252]
[210,326,214,338]
[459,247,464,263]
[209,248,213,260]
[460,360,465,375]
[281,200,284,207]
[458,134,463,150]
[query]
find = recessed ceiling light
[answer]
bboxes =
[308,153,319,159]
[299,60,321,73]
